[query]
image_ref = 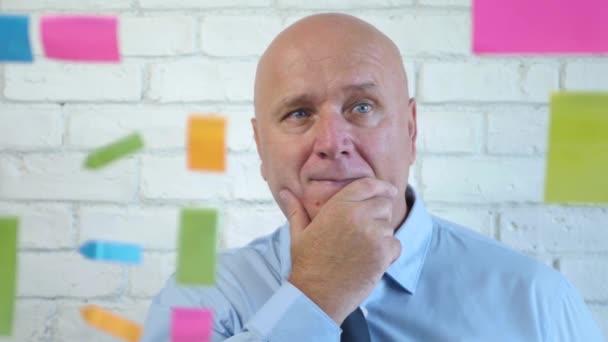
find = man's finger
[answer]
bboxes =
[279,189,311,236]
[338,177,398,202]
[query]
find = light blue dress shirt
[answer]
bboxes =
[142,187,604,341]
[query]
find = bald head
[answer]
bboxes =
[254,13,409,114]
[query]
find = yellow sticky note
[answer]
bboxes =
[187,115,226,172]
[545,92,608,203]
[80,305,142,342]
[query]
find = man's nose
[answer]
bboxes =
[312,113,353,160]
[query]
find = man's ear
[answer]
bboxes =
[408,98,417,164]
[251,117,267,181]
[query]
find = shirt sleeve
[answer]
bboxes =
[243,281,342,341]
[547,278,605,342]
[140,278,341,342]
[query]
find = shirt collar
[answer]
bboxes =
[385,186,434,294]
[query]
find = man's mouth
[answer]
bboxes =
[310,178,359,187]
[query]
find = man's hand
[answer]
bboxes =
[279,177,402,325]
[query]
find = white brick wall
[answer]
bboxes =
[121,16,197,57]
[560,257,608,302]
[362,12,470,57]
[420,61,559,103]
[0,104,63,150]
[17,252,123,297]
[421,156,545,203]
[147,59,256,102]
[0,1,606,340]
[200,15,282,57]
[5,62,142,101]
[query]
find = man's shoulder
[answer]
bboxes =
[429,215,567,290]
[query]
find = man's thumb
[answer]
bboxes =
[279,189,310,235]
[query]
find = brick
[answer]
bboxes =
[425,204,495,237]
[499,207,608,253]
[589,305,608,339]
[4,62,142,102]
[1,0,130,10]
[224,108,257,152]
[53,299,149,342]
[201,15,282,57]
[27,15,44,56]
[140,153,271,201]
[420,62,558,103]
[148,60,255,102]
[0,203,73,249]
[362,13,469,56]
[120,16,196,56]
[140,154,232,200]
[408,161,421,190]
[559,256,608,301]
[421,157,544,203]
[229,153,274,201]
[129,252,176,298]
[564,61,608,91]
[66,104,255,152]
[416,108,482,153]
[0,154,137,202]
[487,106,549,155]
[140,0,271,9]
[0,299,55,342]
[66,105,191,150]
[0,104,63,150]
[404,61,416,97]
[17,252,122,297]
[222,204,285,248]
[79,205,178,250]
[277,0,413,8]
[523,253,555,268]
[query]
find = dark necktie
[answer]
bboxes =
[340,307,371,342]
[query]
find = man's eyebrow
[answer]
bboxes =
[278,93,317,111]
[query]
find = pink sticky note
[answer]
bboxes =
[171,308,213,342]
[41,15,120,62]
[473,0,608,54]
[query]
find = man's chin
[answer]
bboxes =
[301,188,341,218]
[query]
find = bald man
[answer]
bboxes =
[142,14,603,341]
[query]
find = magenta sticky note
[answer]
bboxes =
[41,15,120,62]
[171,308,213,342]
[473,0,608,54]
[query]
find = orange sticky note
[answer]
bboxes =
[80,305,142,342]
[187,115,226,172]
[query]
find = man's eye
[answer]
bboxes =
[286,109,309,120]
[353,103,373,114]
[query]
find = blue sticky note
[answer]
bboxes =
[0,15,33,62]
[79,240,142,265]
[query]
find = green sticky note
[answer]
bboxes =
[84,132,144,169]
[545,92,608,203]
[176,208,218,286]
[0,217,18,336]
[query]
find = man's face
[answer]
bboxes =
[253,37,417,220]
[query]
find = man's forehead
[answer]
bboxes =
[278,81,380,106]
